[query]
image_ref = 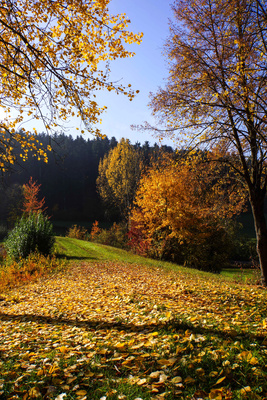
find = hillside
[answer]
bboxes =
[0,239,266,399]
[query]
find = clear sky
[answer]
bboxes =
[89,0,175,146]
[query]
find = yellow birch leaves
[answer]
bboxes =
[0,0,142,169]
[130,153,246,267]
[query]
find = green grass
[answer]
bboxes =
[55,237,260,284]
[55,236,174,265]
[55,236,214,278]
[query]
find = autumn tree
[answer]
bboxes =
[97,138,143,219]
[149,0,267,285]
[0,0,142,170]
[22,177,46,216]
[129,154,246,270]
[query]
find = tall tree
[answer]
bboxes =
[97,138,142,219]
[150,0,267,285]
[0,0,142,170]
[130,153,245,269]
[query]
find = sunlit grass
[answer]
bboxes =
[55,237,261,284]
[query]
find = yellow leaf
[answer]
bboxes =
[48,365,56,374]
[122,359,134,367]
[171,376,183,384]
[157,357,176,366]
[85,372,94,377]
[209,389,223,400]
[184,376,195,384]
[98,349,108,355]
[241,387,251,396]
[137,378,147,386]
[159,373,168,383]
[76,390,87,396]
[106,389,117,396]
[131,342,145,349]
[176,346,183,354]
[150,371,162,379]
[194,390,208,399]
[55,394,67,400]
[237,351,252,361]
[214,376,226,386]
[209,371,218,377]
[196,368,205,376]
[59,346,68,353]
[28,387,41,398]
[249,357,259,365]
[115,342,126,349]
[37,369,44,376]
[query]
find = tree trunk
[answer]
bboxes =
[250,193,267,286]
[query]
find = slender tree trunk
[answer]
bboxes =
[250,193,267,286]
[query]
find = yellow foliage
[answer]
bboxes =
[130,153,246,265]
[147,0,267,283]
[0,0,142,169]
[97,138,143,217]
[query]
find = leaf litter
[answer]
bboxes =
[0,261,266,399]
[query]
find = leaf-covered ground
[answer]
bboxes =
[0,262,266,400]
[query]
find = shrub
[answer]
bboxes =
[127,220,151,256]
[90,222,128,249]
[67,224,88,240]
[5,212,55,260]
[130,154,246,272]
[181,224,235,272]
[90,220,101,240]
[229,236,257,262]
[0,252,66,292]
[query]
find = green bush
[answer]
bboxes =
[5,212,55,260]
[67,224,88,240]
[90,222,128,249]
[229,236,257,262]
[139,221,239,273]
[182,226,232,273]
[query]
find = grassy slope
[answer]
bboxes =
[55,237,223,280]
[0,237,266,400]
[55,237,258,284]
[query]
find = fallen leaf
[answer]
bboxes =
[209,389,224,400]
[184,376,195,384]
[55,394,67,400]
[76,390,87,396]
[28,387,41,398]
[137,378,147,386]
[150,371,162,379]
[171,376,183,384]
[214,376,226,386]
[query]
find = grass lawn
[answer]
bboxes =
[0,238,266,400]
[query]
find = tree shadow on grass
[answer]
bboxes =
[0,312,265,345]
[55,254,98,261]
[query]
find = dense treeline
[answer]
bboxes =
[0,133,173,229]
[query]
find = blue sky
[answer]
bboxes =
[90,0,175,146]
